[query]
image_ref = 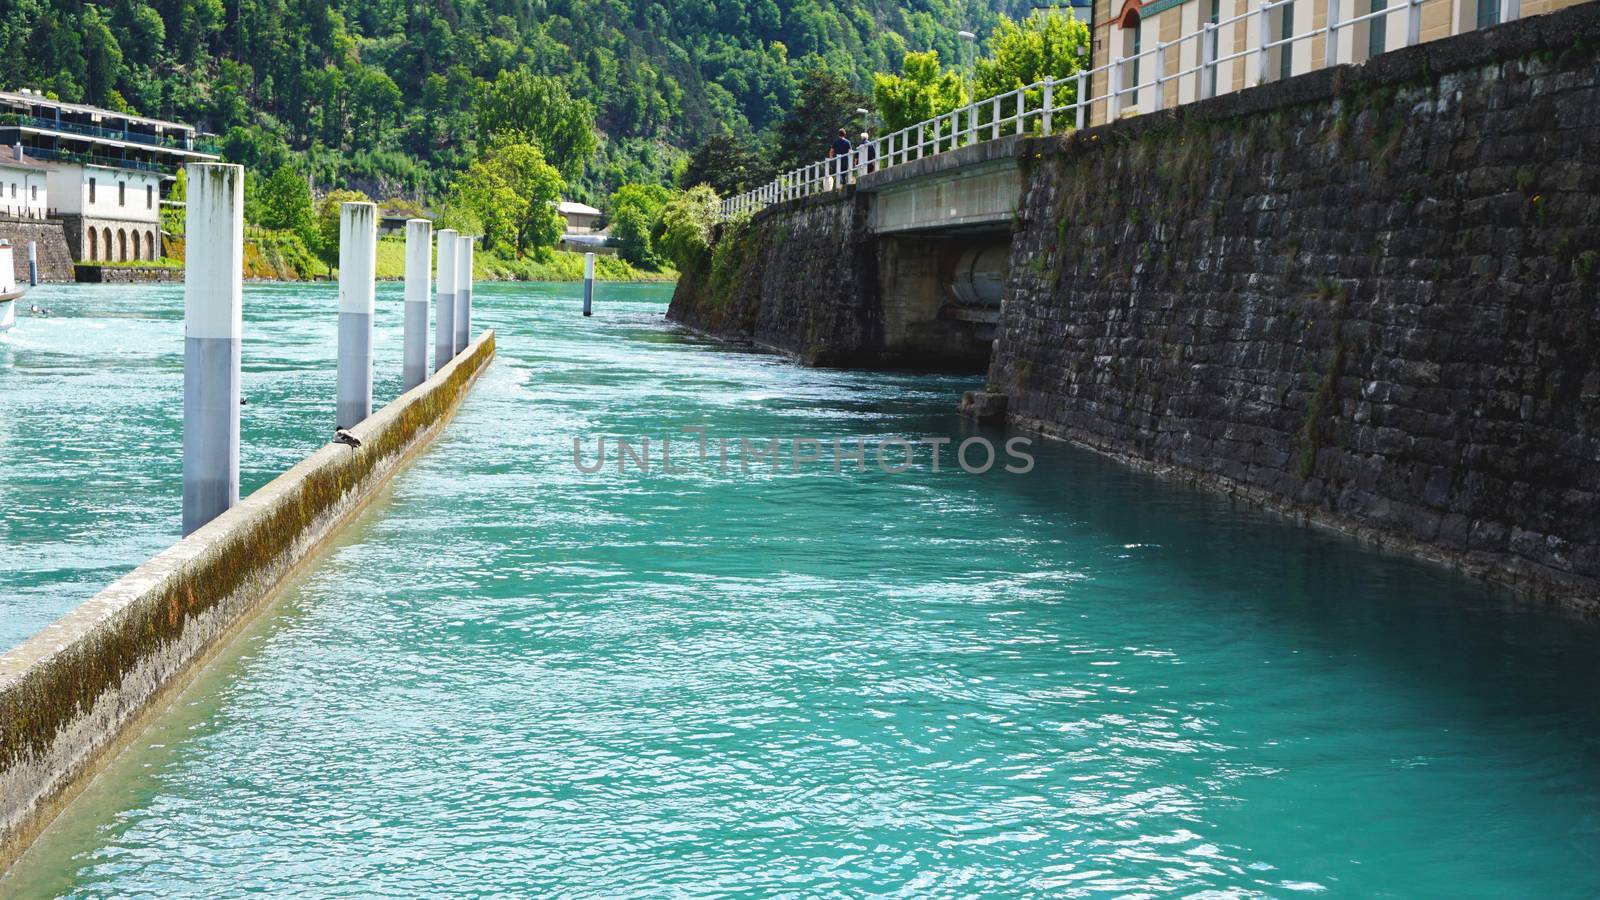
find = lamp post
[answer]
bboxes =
[958,30,977,103]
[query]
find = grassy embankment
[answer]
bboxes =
[162,230,674,282]
[372,237,673,282]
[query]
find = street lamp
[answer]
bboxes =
[958,30,977,103]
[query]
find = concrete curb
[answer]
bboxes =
[0,329,496,871]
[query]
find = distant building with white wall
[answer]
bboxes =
[0,88,218,262]
[0,147,48,221]
[558,201,602,234]
[45,162,163,262]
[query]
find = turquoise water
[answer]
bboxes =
[5,282,1600,896]
[0,281,408,652]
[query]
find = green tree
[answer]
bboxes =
[443,142,565,257]
[79,7,124,108]
[476,69,598,181]
[873,50,965,133]
[609,183,673,267]
[768,69,867,176]
[162,167,187,237]
[256,165,317,249]
[681,134,762,195]
[973,12,1092,116]
[655,185,721,272]
[315,188,371,274]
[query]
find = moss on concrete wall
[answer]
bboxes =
[0,332,496,869]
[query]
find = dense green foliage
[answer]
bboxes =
[973,12,1092,109]
[609,183,672,267]
[2,0,1030,204]
[873,50,966,133]
[440,141,566,256]
[655,185,721,271]
[873,12,1091,137]
[253,164,318,250]
[315,188,370,272]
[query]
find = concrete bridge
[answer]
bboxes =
[668,2,1600,609]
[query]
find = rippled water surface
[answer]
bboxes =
[4,282,1600,896]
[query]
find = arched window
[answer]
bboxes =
[131,231,142,260]
[148,230,158,260]
[118,229,128,262]
[88,228,98,261]
[103,228,113,261]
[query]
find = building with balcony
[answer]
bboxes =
[0,89,218,262]
[1085,0,1588,124]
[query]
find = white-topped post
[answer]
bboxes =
[454,235,472,354]
[435,229,457,370]
[27,240,37,286]
[335,201,376,430]
[181,162,244,536]
[402,218,431,390]
[583,252,595,317]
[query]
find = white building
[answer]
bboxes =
[1087,0,1589,123]
[45,162,162,262]
[0,88,218,263]
[0,148,48,221]
[558,201,602,234]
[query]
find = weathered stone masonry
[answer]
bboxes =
[0,219,74,283]
[669,192,884,366]
[671,2,1600,608]
[995,3,1600,608]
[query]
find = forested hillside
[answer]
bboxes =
[1,0,1030,202]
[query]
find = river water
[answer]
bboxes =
[3,282,1600,896]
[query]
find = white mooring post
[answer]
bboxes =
[454,235,471,354]
[27,240,37,286]
[335,201,377,431]
[181,162,244,537]
[402,218,431,390]
[435,229,457,370]
[583,252,595,317]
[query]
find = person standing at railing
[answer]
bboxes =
[827,128,852,188]
[857,132,877,174]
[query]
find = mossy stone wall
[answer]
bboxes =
[995,3,1600,607]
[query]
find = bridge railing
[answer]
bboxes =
[718,0,1524,221]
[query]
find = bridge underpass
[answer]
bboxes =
[856,139,1025,373]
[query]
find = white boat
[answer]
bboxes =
[0,240,22,332]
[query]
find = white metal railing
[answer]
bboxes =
[718,0,1521,220]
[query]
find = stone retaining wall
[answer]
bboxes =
[994,3,1600,609]
[0,220,74,284]
[0,331,496,870]
[668,191,883,366]
[74,264,182,283]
